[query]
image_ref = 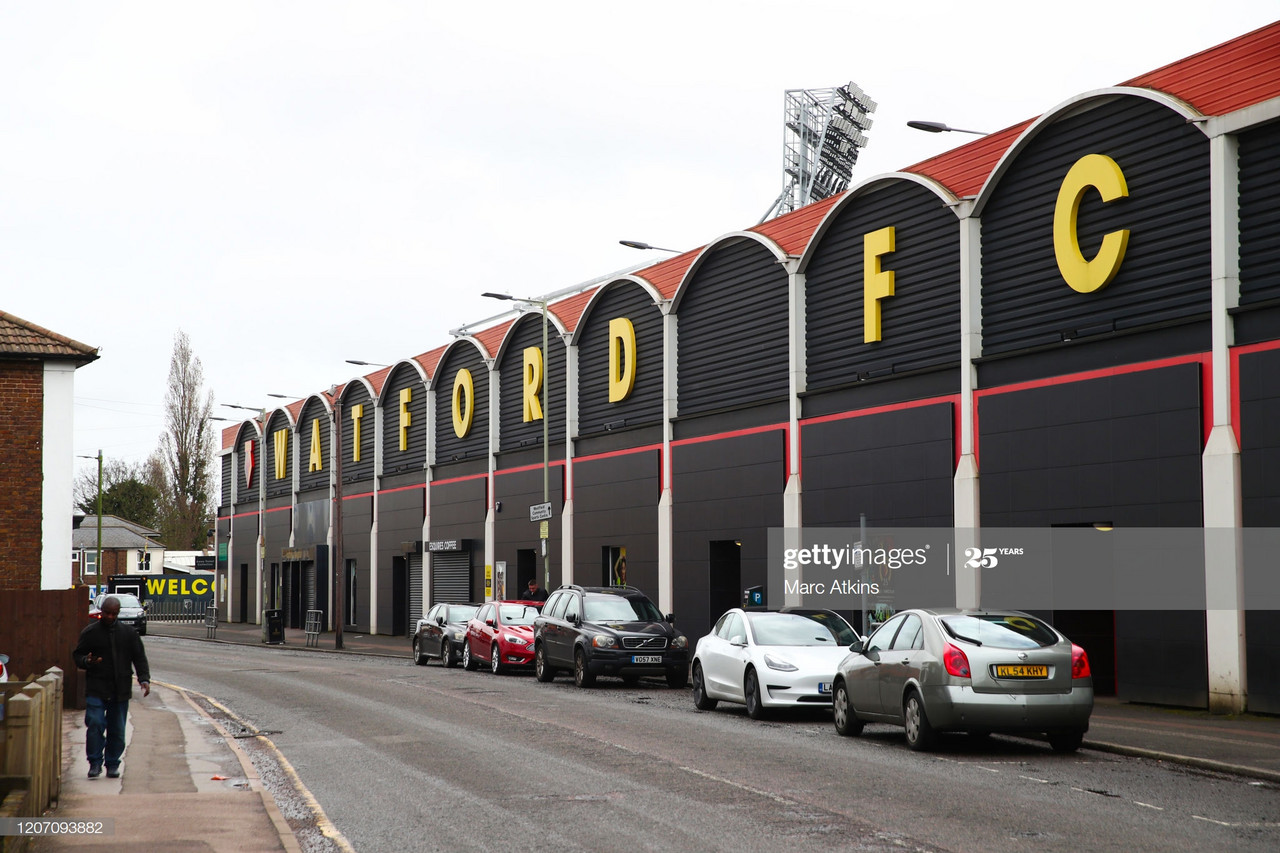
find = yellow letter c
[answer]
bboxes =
[1053,153,1130,294]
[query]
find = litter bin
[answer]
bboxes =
[263,609,285,645]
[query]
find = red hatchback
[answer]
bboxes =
[463,600,543,673]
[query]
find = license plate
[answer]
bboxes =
[995,665,1048,678]
[631,655,662,664]
[818,682,832,694]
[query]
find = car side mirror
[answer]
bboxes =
[849,639,865,653]
[665,613,676,624]
[437,616,446,626]
[485,618,495,627]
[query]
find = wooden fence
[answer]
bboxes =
[1,667,64,851]
[0,588,87,709]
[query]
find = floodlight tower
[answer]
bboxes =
[760,82,877,223]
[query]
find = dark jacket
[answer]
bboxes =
[524,586,549,602]
[74,620,150,701]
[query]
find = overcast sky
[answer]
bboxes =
[3,1,1275,475]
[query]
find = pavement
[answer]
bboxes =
[18,619,1280,852]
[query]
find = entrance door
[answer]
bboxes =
[392,557,408,637]
[708,540,741,628]
[237,564,249,623]
[516,549,537,598]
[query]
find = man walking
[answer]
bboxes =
[73,595,150,779]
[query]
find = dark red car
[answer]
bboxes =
[463,600,543,673]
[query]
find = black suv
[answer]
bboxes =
[534,585,688,688]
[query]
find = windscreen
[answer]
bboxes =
[940,613,1059,649]
[584,595,663,623]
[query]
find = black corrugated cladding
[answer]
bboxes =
[802,405,955,528]
[264,410,292,500]
[805,180,962,386]
[233,422,259,500]
[340,382,376,484]
[434,343,490,464]
[979,364,1205,703]
[342,496,372,632]
[296,397,331,495]
[376,485,424,624]
[429,477,487,603]
[572,451,660,591]
[498,314,566,452]
[676,238,789,422]
[672,430,786,646]
[493,466,564,593]
[1239,347,1280,714]
[577,282,664,438]
[981,96,1211,358]
[381,364,427,476]
[1235,120,1280,346]
[220,454,232,507]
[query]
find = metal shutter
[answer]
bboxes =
[431,551,471,604]
[408,554,424,629]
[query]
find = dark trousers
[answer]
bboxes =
[84,695,129,768]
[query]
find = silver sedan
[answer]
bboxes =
[832,608,1093,752]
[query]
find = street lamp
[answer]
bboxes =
[345,360,389,367]
[76,451,103,592]
[482,291,551,591]
[619,240,680,253]
[906,120,987,135]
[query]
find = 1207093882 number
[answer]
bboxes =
[0,818,113,836]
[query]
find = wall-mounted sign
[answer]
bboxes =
[428,539,467,553]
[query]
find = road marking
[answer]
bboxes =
[1018,775,1050,784]
[679,765,793,805]
[976,766,1000,773]
[1192,815,1237,827]
[1133,801,1163,810]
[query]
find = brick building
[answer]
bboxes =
[0,311,99,590]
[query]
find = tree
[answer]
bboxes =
[151,331,216,549]
[74,458,160,529]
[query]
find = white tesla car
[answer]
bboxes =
[691,608,860,719]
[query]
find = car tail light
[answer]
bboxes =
[1071,644,1092,679]
[943,643,971,678]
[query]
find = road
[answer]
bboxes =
[147,636,1280,853]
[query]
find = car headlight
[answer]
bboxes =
[452,631,466,641]
[591,635,617,648]
[503,634,525,645]
[671,635,688,649]
[763,654,798,672]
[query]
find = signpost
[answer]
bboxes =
[530,502,552,522]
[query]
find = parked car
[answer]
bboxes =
[463,600,543,673]
[90,593,148,635]
[413,603,480,667]
[691,608,859,718]
[534,585,688,688]
[832,608,1094,752]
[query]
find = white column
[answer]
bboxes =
[41,362,77,589]
[953,205,982,609]
[657,308,678,614]
[561,339,577,585]
[1203,130,1246,714]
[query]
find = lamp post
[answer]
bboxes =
[482,291,551,591]
[330,385,345,650]
[345,360,389,367]
[619,240,681,253]
[906,120,987,135]
[77,451,103,592]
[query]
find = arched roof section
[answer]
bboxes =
[902,120,1032,200]
[374,358,428,408]
[749,192,842,256]
[411,346,445,383]
[337,375,378,405]
[796,172,961,273]
[972,88,1205,217]
[632,248,701,300]
[569,276,664,346]
[491,306,569,364]
[670,230,790,312]
[547,288,595,333]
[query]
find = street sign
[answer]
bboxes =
[530,502,553,522]
[540,521,549,540]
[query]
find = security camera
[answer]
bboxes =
[494,500,503,512]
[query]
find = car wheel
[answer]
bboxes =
[692,663,718,711]
[535,644,556,682]
[573,648,596,688]
[463,641,478,671]
[490,644,502,675]
[440,640,454,668]
[665,665,687,689]
[832,680,863,736]
[745,668,767,720]
[139,625,147,637]
[903,690,936,751]
[1048,730,1084,753]
[413,638,426,666]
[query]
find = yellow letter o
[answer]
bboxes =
[452,369,474,438]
